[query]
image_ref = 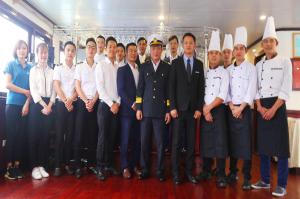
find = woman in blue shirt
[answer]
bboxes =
[3,40,32,180]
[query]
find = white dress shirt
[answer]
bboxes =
[169,54,178,64]
[30,64,56,103]
[94,52,106,63]
[256,55,292,101]
[152,60,160,72]
[204,66,229,105]
[95,57,121,107]
[139,54,146,64]
[53,63,76,100]
[227,60,257,105]
[74,60,97,100]
[129,63,139,87]
[117,59,126,67]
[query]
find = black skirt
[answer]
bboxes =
[200,104,228,158]
[227,105,252,160]
[257,97,290,158]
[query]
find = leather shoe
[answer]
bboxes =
[187,175,198,184]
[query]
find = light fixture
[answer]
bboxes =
[2,14,9,19]
[159,15,164,21]
[75,15,80,19]
[260,15,266,21]
[252,49,256,53]
[10,11,17,16]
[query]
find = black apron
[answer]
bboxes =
[200,104,228,158]
[227,105,252,160]
[257,97,290,158]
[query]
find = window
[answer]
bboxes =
[0,15,28,93]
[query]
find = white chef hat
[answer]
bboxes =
[262,16,278,42]
[208,30,221,52]
[234,26,247,47]
[222,34,233,51]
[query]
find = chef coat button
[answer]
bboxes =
[154,80,157,83]
[271,94,273,96]
[212,84,214,87]
[271,77,273,79]
[211,93,213,95]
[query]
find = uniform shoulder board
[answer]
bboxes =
[76,61,83,65]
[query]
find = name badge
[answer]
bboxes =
[213,76,221,79]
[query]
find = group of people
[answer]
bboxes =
[3,16,292,197]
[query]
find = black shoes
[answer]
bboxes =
[74,168,82,179]
[138,172,150,180]
[104,167,120,176]
[226,173,238,185]
[242,179,252,190]
[53,168,62,177]
[157,172,166,182]
[216,176,228,188]
[187,175,198,184]
[96,169,106,181]
[173,175,181,185]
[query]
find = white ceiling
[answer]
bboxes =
[26,0,300,45]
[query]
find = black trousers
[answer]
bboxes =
[5,104,27,163]
[171,110,196,176]
[28,98,53,169]
[73,99,98,169]
[229,157,252,180]
[203,157,226,177]
[96,102,118,168]
[140,117,165,175]
[54,100,76,168]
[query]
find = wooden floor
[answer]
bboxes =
[0,155,299,199]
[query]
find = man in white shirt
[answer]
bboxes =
[94,35,106,63]
[95,36,120,180]
[252,17,292,197]
[116,43,126,67]
[164,35,179,64]
[74,38,99,178]
[136,37,150,67]
[53,41,78,177]
[226,27,257,190]
[197,31,229,188]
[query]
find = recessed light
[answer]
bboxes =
[2,14,9,19]
[252,49,256,53]
[159,15,164,20]
[260,15,266,21]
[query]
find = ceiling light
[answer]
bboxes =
[260,15,266,21]
[75,15,80,19]
[159,15,164,20]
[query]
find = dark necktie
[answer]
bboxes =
[187,58,192,81]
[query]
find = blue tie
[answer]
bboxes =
[187,58,192,81]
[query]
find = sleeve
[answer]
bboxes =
[117,67,134,108]
[53,66,61,81]
[136,65,145,111]
[243,65,257,105]
[169,61,177,110]
[217,69,229,101]
[3,61,13,75]
[29,68,42,103]
[95,63,114,107]
[50,70,56,103]
[278,58,292,101]
[74,65,81,81]
[255,63,261,100]
[164,64,171,112]
[197,61,205,111]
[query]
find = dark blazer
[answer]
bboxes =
[169,56,205,112]
[136,60,170,118]
[117,64,137,117]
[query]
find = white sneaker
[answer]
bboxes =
[32,167,42,180]
[39,167,49,178]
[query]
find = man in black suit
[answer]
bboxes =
[117,43,141,179]
[136,34,171,182]
[169,33,205,185]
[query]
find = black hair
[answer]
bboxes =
[64,41,76,50]
[137,37,147,44]
[86,37,96,45]
[182,32,196,43]
[125,42,137,52]
[97,35,105,41]
[105,36,117,47]
[168,35,179,43]
[117,43,125,51]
